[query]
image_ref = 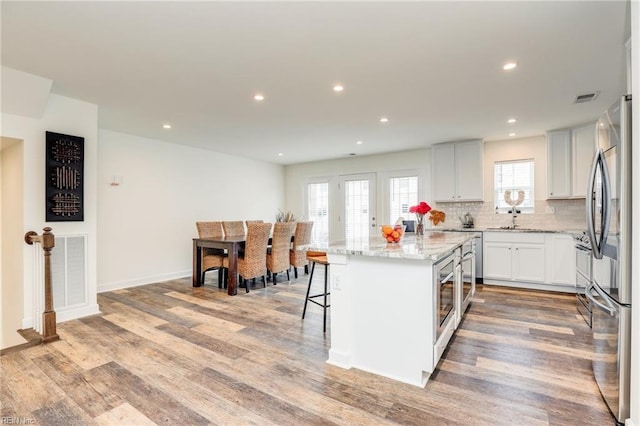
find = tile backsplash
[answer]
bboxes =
[432,199,586,231]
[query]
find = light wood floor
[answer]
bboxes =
[1,273,615,425]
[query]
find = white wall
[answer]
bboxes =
[0,138,25,348]
[483,135,547,202]
[1,94,100,337]
[285,136,585,234]
[97,129,285,291]
[284,148,431,240]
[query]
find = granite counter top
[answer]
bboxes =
[309,231,475,262]
[437,227,583,234]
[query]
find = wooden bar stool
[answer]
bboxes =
[302,251,330,332]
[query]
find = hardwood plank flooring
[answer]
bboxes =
[1,276,616,425]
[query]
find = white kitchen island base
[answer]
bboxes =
[320,233,474,388]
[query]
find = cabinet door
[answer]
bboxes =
[572,123,596,197]
[547,130,571,198]
[455,140,483,201]
[483,242,512,280]
[546,234,576,285]
[432,143,456,201]
[513,244,545,283]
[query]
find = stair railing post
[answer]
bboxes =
[24,227,60,343]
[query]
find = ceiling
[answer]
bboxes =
[1,1,630,165]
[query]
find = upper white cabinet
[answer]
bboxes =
[547,123,596,199]
[432,140,483,202]
[547,130,572,198]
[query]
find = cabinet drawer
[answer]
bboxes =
[483,232,545,244]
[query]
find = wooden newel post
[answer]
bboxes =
[24,226,60,343]
[40,227,59,343]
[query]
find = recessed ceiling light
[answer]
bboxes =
[509,132,517,137]
[162,124,172,129]
[277,153,283,157]
[333,84,344,92]
[356,140,363,145]
[507,118,517,124]
[379,117,389,123]
[254,94,265,101]
[503,62,517,71]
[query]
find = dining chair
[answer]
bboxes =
[222,221,245,237]
[223,222,272,293]
[195,221,226,288]
[302,250,330,332]
[290,221,314,278]
[266,222,296,284]
[245,220,264,227]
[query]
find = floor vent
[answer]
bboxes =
[574,91,599,103]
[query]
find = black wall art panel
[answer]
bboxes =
[46,131,84,222]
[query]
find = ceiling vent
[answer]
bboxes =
[573,91,599,104]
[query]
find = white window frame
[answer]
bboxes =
[494,159,535,214]
[387,174,420,225]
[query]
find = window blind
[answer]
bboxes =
[494,159,535,213]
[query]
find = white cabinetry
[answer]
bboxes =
[547,130,572,198]
[547,123,596,199]
[484,231,577,292]
[545,234,576,286]
[432,140,483,202]
[484,232,546,283]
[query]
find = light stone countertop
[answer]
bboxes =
[437,226,583,234]
[309,231,476,262]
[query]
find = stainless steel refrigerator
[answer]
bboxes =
[585,94,632,423]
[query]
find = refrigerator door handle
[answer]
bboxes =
[586,283,617,317]
[599,149,612,257]
[586,149,610,259]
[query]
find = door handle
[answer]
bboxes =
[585,283,616,317]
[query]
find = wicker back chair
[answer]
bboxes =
[222,221,245,237]
[195,221,225,288]
[224,222,272,293]
[266,222,296,284]
[245,220,264,227]
[290,221,314,278]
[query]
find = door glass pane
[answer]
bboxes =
[307,182,329,244]
[345,179,370,239]
[389,176,418,225]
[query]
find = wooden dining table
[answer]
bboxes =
[192,236,245,295]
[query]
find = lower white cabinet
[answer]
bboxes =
[484,231,575,291]
[545,234,576,285]
[484,235,545,283]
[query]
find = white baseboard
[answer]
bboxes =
[56,304,101,322]
[482,279,576,293]
[21,303,101,328]
[97,270,191,293]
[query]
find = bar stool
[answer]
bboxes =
[302,251,330,332]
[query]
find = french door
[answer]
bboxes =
[338,173,377,240]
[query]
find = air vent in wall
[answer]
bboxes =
[573,91,600,103]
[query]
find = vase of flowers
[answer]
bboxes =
[409,201,431,236]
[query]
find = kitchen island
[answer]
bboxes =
[313,231,476,387]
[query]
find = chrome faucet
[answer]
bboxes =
[509,208,518,229]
